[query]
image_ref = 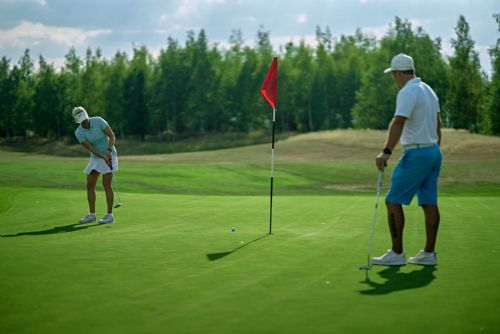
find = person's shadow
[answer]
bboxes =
[1,222,102,237]
[206,234,269,261]
[359,266,437,295]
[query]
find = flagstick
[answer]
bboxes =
[269,107,276,235]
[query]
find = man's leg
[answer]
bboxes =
[87,170,99,213]
[386,201,405,254]
[421,204,440,252]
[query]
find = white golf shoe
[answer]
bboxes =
[99,213,114,224]
[409,250,437,266]
[79,213,96,224]
[371,249,406,266]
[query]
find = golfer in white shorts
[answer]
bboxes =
[73,106,118,224]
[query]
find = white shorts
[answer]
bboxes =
[83,155,119,175]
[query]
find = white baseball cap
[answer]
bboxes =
[72,106,89,124]
[384,53,415,73]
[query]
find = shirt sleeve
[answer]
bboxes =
[96,117,109,130]
[74,129,85,143]
[395,88,417,118]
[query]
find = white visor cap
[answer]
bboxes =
[384,53,415,73]
[72,106,89,124]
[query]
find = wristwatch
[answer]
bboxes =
[383,147,392,155]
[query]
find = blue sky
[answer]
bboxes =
[0,0,498,75]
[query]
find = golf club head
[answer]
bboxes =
[359,265,372,270]
[114,203,122,208]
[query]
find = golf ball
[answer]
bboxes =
[231,227,236,232]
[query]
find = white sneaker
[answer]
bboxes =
[409,250,437,266]
[371,249,406,266]
[99,213,114,224]
[79,213,96,223]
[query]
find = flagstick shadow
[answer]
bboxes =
[206,234,270,261]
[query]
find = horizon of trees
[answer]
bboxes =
[0,15,499,143]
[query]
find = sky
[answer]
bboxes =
[0,0,498,76]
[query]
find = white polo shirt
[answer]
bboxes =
[395,77,440,146]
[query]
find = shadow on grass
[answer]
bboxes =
[0,222,102,237]
[359,266,437,295]
[206,234,270,261]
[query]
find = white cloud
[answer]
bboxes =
[360,0,368,3]
[297,14,307,24]
[407,18,434,28]
[175,0,200,18]
[248,16,256,22]
[172,0,227,20]
[0,21,111,48]
[212,34,317,53]
[361,24,389,40]
[1,0,47,4]
[359,19,434,41]
[169,24,201,33]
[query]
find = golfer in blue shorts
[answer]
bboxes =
[372,53,442,266]
[72,106,118,225]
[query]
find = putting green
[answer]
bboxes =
[1,188,499,334]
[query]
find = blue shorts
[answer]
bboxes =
[386,144,442,206]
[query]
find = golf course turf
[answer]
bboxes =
[1,129,499,333]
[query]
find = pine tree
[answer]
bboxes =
[488,13,500,135]
[0,57,14,138]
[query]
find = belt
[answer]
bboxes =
[402,143,434,149]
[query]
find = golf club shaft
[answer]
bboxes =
[366,170,384,266]
[112,171,122,204]
[109,162,122,206]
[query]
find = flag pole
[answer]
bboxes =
[269,107,276,234]
[259,56,278,235]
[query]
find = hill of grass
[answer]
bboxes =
[1,129,499,196]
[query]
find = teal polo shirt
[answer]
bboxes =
[75,117,116,158]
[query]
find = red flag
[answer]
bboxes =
[260,57,278,109]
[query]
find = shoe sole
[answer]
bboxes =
[371,262,406,266]
[99,221,114,224]
[408,260,437,266]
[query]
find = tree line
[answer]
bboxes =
[0,15,499,142]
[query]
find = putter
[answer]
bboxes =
[359,169,384,270]
[109,163,122,208]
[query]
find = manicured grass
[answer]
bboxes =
[1,129,500,333]
[1,188,499,334]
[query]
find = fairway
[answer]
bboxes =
[1,129,500,333]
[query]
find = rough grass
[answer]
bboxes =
[1,129,499,196]
[0,131,292,157]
